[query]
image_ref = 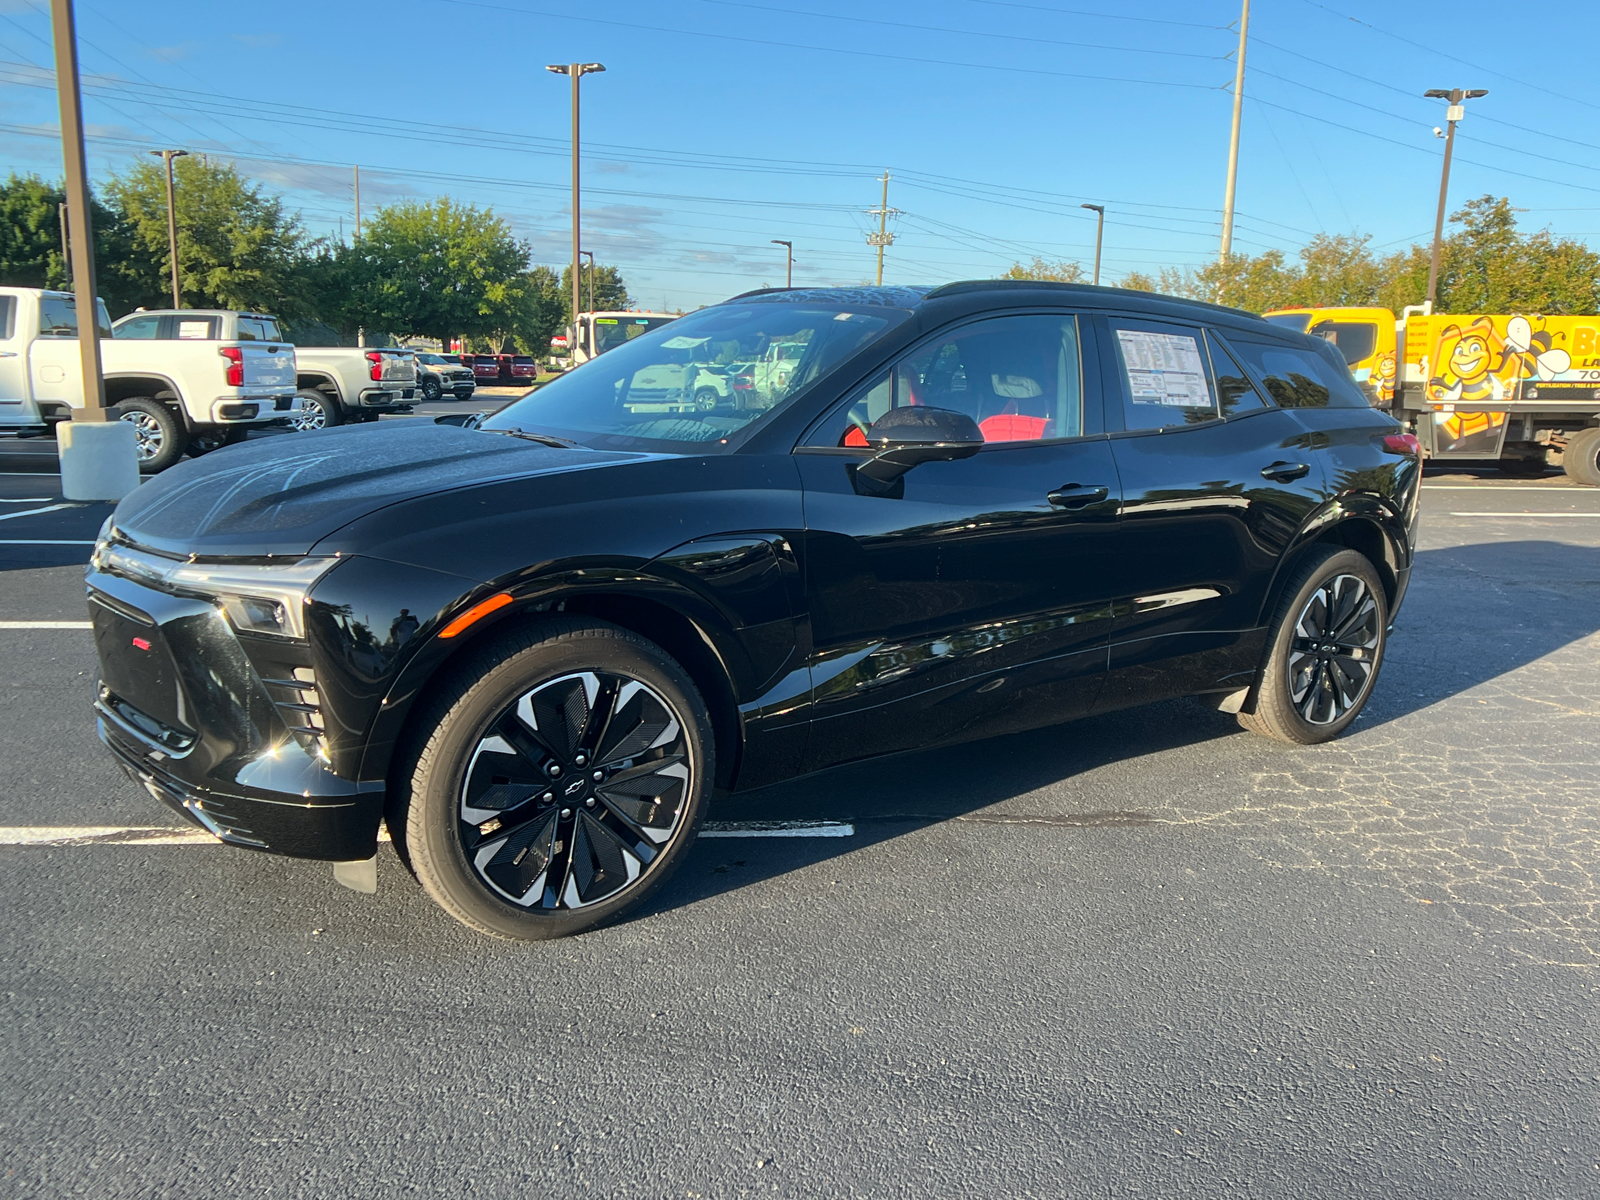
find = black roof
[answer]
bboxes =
[724,281,1269,327]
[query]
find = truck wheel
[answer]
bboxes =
[420,376,442,402]
[694,386,720,412]
[1238,547,1388,745]
[1562,428,1600,487]
[186,427,247,457]
[292,389,342,431]
[114,397,185,473]
[389,618,713,940]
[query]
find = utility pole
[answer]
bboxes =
[1080,204,1105,285]
[546,62,606,354]
[353,164,361,239]
[1423,87,1488,311]
[1219,0,1250,262]
[579,249,595,315]
[149,148,187,308]
[866,172,897,286]
[51,0,137,501]
[57,201,71,287]
[771,239,793,288]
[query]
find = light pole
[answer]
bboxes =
[1080,204,1105,285]
[1423,87,1488,311]
[771,239,793,288]
[1219,0,1250,262]
[51,0,138,501]
[149,148,188,308]
[546,62,605,355]
[579,249,595,316]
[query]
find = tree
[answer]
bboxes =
[1002,257,1085,283]
[0,174,144,315]
[349,198,531,345]
[559,262,632,319]
[103,157,307,314]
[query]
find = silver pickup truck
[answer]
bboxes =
[115,309,417,431]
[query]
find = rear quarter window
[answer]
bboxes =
[0,296,14,340]
[1224,332,1372,409]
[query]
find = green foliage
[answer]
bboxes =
[1002,257,1085,283]
[0,174,143,315]
[1151,199,1600,315]
[103,157,308,314]
[559,262,632,318]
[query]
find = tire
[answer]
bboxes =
[694,386,720,412]
[291,389,342,431]
[1238,547,1388,745]
[1562,428,1600,487]
[420,375,442,402]
[114,397,185,473]
[186,426,246,457]
[391,618,714,940]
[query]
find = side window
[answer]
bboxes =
[807,313,1083,448]
[1206,330,1268,416]
[1109,322,1217,429]
[115,315,162,339]
[0,296,15,341]
[1228,333,1371,408]
[175,316,219,340]
[38,296,78,337]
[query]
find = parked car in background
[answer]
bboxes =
[413,351,476,401]
[510,355,537,383]
[0,290,299,472]
[465,355,500,385]
[88,282,1418,940]
[113,307,417,431]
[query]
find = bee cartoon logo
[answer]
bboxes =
[1372,350,1396,404]
[1497,315,1571,395]
[1428,318,1505,451]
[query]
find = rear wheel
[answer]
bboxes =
[1562,428,1600,487]
[1239,547,1388,745]
[114,397,185,473]
[291,389,342,431]
[186,426,246,457]
[392,618,713,940]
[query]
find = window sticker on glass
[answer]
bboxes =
[1116,329,1210,407]
[177,319,212,340]
[659,336,710,349]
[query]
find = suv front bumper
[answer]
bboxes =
[88,565,383,862]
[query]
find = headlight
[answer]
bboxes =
[92,540,338,640]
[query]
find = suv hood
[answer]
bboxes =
[110,423,644,558]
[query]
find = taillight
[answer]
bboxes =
[1381,433,1420,456]
[366,350,384,381]
[219,345,244,387]
[732,374,752,389]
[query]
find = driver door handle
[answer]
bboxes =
[1260,461,1310,482]
[1047,483,1110,509]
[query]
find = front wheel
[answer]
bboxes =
[291,389,342,431]
[393,618,713,940]
[420,375,442,402]
[114,397,185,473]
[1238,547,1388,745]
[694,386,720,412]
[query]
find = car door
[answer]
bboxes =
[0,294,36,429]
[795,311,1122,770]
[1097,316,1328,708]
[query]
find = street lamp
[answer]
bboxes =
[1422,87,1488,311]
[1079,204,1105,286]
[770,239,793,288]
[546,62,605,355]
[579,248,595,316]
[149,148,188,308]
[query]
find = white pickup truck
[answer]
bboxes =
[114,308,418,431]
[0,287,299,472]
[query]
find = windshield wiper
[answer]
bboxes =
[494,428,580,449]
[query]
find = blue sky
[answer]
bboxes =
[2,0,1598,310]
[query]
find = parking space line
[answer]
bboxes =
[702,821,855,838]
[0,621,91,629]
[0,498,56,503]
[1447,512,1600,518]
[0,826,218,846]
[1422,485,1580,491]
[0,539,97,545]
[0,471,62,476]
[0,502,83,522]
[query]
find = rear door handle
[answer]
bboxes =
[1260,461,1310,482]
[1047,483,1110,509]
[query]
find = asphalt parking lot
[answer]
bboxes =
[2,435,1598,1197]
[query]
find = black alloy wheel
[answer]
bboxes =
[1239,547,1387,744]
[395,619,712,939]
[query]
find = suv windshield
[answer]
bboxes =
[485,301,909,451]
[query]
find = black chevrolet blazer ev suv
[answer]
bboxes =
[87,283,1420,939]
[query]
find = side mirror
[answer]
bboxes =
[435,411,487,430]
[851,406,984,497]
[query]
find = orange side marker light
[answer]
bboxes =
[439,592,513,638]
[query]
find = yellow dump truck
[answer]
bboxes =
[1263,306,1600,484]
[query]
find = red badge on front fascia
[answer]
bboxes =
[131,637,151,651]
